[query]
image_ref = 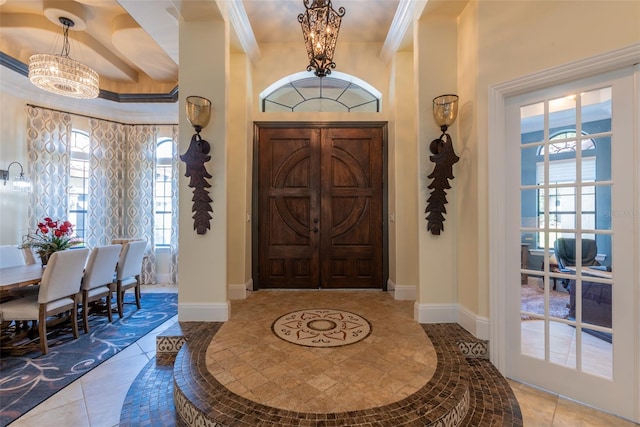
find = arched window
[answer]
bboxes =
[536,131,597,248]
[154,138,173,246]
[69,130,89,243]
[260,71,381,112]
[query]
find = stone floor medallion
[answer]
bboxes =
[271,308,371,347]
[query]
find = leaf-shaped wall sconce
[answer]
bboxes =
[180,96,213,234]
[425,94,459,235]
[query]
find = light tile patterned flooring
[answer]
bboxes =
[206,291,437,413]
[10,286,638,427]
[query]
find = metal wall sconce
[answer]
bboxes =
[298,0,345,77]
[425,94,459,235]
[180,96,213,235]
[1,161,32,192]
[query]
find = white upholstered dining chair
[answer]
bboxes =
[80,244,121,333]
[114,240,146,318]
[0,245,26,269]
[0,248,89,355]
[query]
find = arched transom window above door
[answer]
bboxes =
[260,71,381,113]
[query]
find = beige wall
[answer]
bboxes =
[178,18,229,320]
[416,15,459,310]
[389,51,419,290]
[456,0,481,316]
[456,0,640,319]
[227,53,250,288]
[0,92,29,244]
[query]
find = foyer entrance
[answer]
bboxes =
[253,123,387,289]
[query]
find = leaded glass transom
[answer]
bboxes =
[261,71,380,113]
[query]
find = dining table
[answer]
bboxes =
[0,264,44,291]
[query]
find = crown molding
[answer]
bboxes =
[1,52,178,104]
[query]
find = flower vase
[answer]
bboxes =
[39,253,51,267]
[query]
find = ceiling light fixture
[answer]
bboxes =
[28,17,99,99]
[298,0,345,78]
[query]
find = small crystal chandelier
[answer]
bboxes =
[28,17,99,99]
[298,0,345,77]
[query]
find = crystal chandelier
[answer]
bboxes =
[28,17,99,99]
[298,0,345,77]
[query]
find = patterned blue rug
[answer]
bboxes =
[0,293,177,426]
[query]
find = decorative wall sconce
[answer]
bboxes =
[298,0,345,77]
[1,161,32,192]
[425,94,460,235]
[180,96,213,235]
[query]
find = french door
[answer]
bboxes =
[505,67,637,420]
[255,123,385,289]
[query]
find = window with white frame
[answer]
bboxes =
[154,138,173,246]
[536,131,596,248]
[69,130,89,244]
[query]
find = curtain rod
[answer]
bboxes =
[26,103,177,127]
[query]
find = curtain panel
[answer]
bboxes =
[25,106,179,285]
[26,106,72,223]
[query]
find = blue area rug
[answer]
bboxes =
[0,293,177,426]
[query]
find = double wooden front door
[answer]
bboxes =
[256,124,384,289]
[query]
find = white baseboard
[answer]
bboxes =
[228,284,247,300]
[245,278,254,291]
[393,284,416,300]
[458,304,490,340]
[386,278,396,290]
[178,302,229,321]
[414,303,457,323]
[414,302,490,341]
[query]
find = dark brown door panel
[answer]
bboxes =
[257,124,384,289]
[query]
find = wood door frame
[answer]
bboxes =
[252,121,389,290]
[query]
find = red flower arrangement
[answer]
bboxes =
[20,217,82,265]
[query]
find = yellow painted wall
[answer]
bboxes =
[227,53,250,288]
[178,18,229,319]
[390,51,419,290]
[416,16,458,308]
[456,0,640,318]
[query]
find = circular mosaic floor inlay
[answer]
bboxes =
[272,308,371,348]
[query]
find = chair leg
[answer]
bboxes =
[117,285,124,318]
[71,295,79,339]
[134,277,141,309]
[83,291,90,334]
[106,291,113,323]
[38,307,48,355]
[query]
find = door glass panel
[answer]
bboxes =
[549,320,576,369]
[581,87,612,133]
[549,95,576,132]
[519,87,612,373]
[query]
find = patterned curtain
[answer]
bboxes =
[169,124,179,284]
[85,119,127,248]
[25,107,179,285]
[125,125,157,284]
[26,106,71,225]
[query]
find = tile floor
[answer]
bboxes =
[9,286,638,427]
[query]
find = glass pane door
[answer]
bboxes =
[506,66,636,421]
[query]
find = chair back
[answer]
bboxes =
[82,244,122,291]
[0,245,26,268]
[116,240,147,280]
[38,248,90,303]
[554,238,598,269]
